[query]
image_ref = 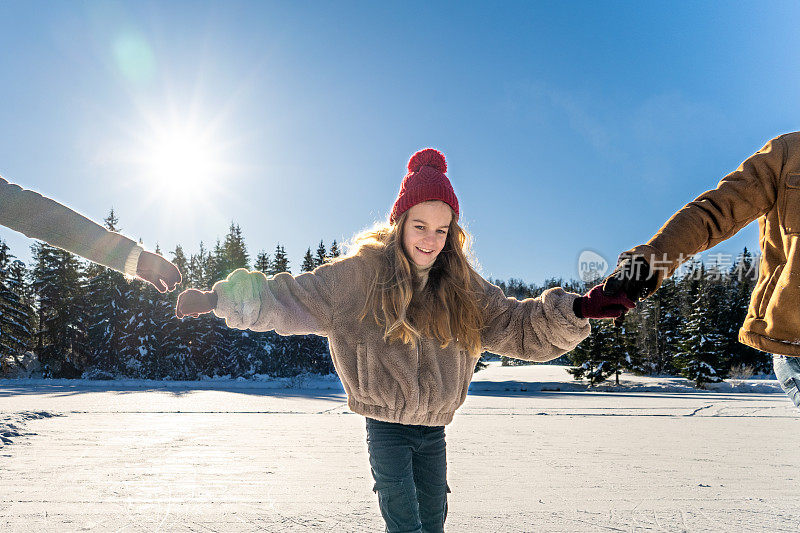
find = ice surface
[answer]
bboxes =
[1,364,798,532]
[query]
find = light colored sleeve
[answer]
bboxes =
[479,278,591,362]
[212,261,337,336]
[0,176,139,273]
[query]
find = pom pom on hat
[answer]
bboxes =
[408,148,447,174]
[390,148,459,223]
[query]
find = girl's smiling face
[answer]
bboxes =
[401,201,453,268]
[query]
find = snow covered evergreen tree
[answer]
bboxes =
[674,262,727,387]
[634,275,682,375]
[160,245,198,379]
[30,242,87,377]
[726,248,770,373]
[0,242,33,358]
[84,210,129,375]
[117,244,174,379]
[567,316,617,386]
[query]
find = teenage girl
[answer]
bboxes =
[176,148,632,533]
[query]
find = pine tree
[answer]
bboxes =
[301,248,316,273]
[254,251,270,273]
[674,262,727,387]
[218,229,255,377]
[161,245,198,379]
[0,242,33,358]
[315,240,327,267]
[634,276,681,375]
[118,244,173,379]
[614,312,644,381]
[84,210,130,375]
[30,242,87,377]
[190,242,211,287]
[219,223,250,279]
[727,248,770,373]
[329,240,340,259]
[567,316,617,386]
[270,244,290,274]
[117,279,144,377]
[205,239,227,285]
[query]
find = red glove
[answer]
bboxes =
[176,289,218,319]
[574,284,636,319]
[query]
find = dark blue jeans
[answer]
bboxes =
[365,417,450,533]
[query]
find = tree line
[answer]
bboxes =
[0,209,339,379]
[1,210,768,386]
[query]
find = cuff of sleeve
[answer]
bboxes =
[211,286,228,321]
[558,291,590,329]
[212,269,265,329]
[212,286,244,329]
[124,246,144,277]
[540,288,591,348]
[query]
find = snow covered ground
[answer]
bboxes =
[1,364,799,532]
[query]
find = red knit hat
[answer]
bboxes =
[390,148,459,224]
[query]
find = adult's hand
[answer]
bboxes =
[574,284,636,320]
[602,255,656,301]
[137,251,182,293]
[176,289,218,319]
[602,255,656,326]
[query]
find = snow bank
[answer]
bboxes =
[468,363,783,394]
[0,362,782,395]
[0,372,344,391]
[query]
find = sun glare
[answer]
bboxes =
[122,110,237,213]
[104,98,244,229]
[148,127,216,190]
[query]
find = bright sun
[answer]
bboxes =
[107,103,240,223]
[144,124,220,194]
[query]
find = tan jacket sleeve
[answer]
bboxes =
[212,261,337,336]
[625,136,785,295]
[0,176,141,273]
[479,279,591,362]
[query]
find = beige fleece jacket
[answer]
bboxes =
[212,250,590,426]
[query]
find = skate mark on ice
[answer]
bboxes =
[684,404,714,417]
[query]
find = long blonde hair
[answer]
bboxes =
[349,210,485,356]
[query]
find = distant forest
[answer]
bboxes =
[0,210,768,387]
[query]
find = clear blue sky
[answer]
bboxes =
[2,1,799,284]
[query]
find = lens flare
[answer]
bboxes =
[113,32,156,84]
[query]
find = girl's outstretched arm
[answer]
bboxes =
[479,279,591,362]
[178,260,338,336]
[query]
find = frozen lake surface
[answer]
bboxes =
[2,364,799,532]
